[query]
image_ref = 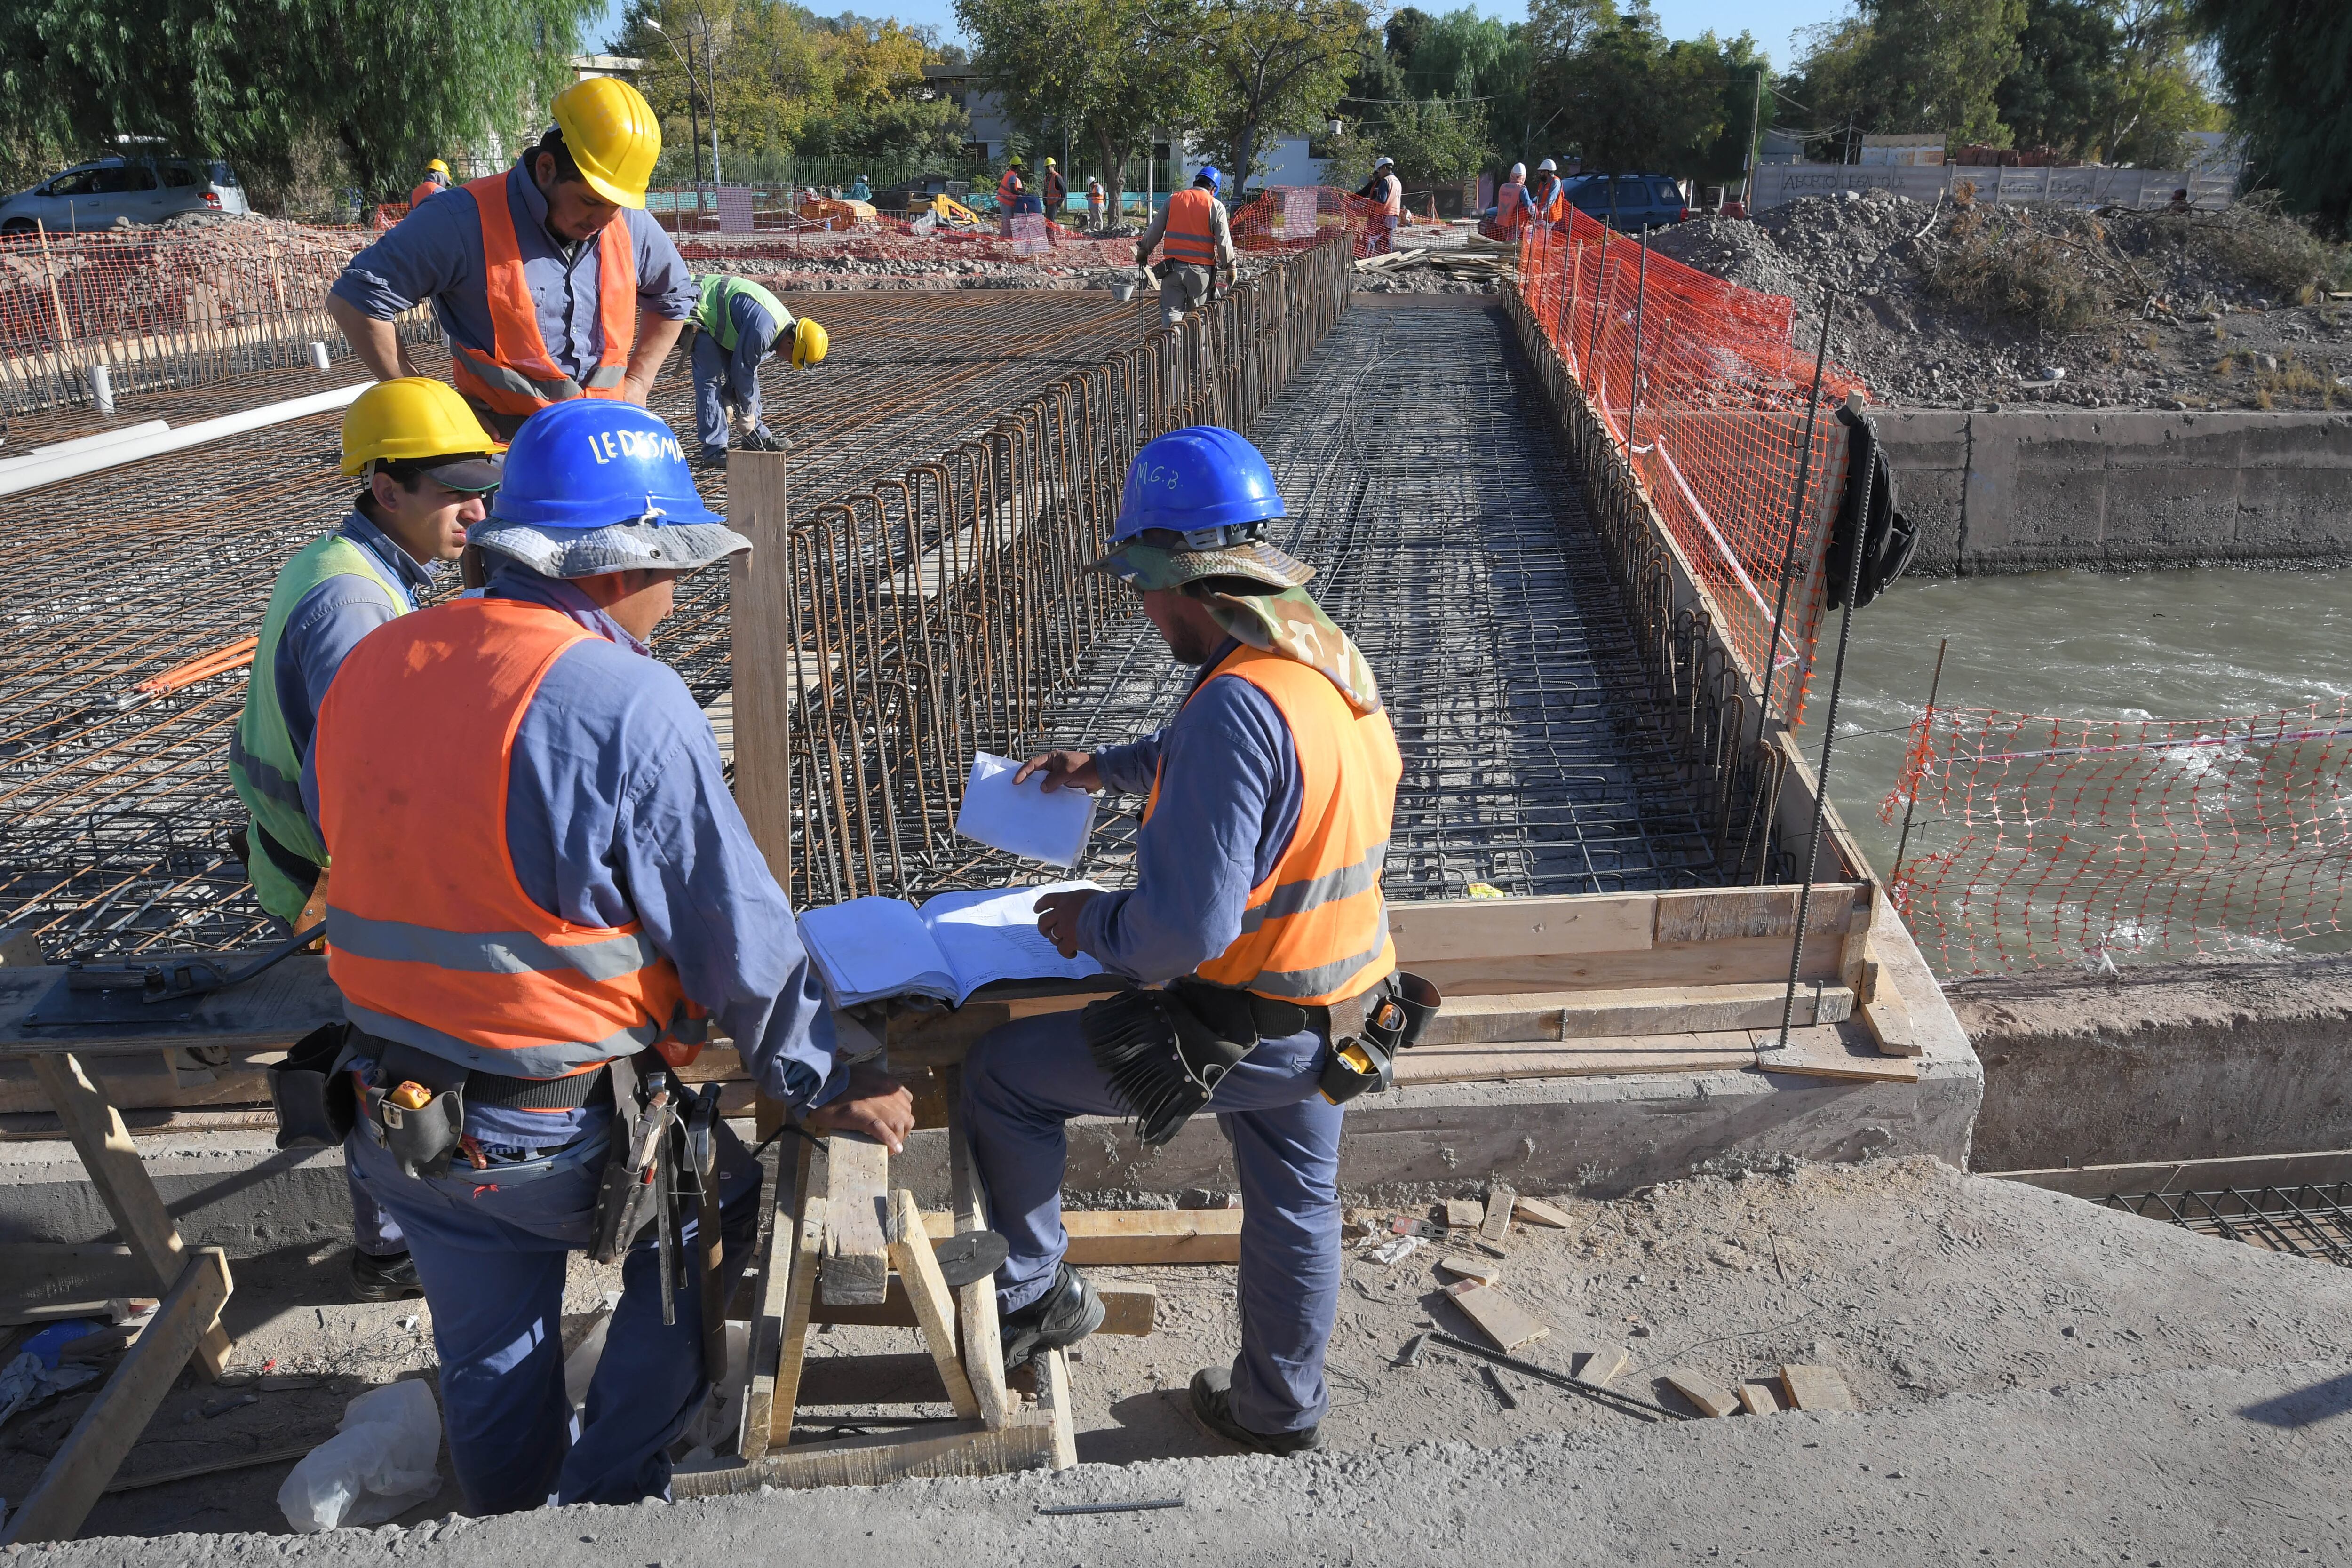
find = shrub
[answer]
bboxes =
[1926,208,2108,334]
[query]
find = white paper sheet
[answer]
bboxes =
[954,752,1097,868]
[795,896,954,1007]
[919,882,1105,1003]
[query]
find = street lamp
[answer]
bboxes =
[645,16,718,221]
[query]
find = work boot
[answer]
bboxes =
[1186,1366,1324,1456]
[699,443,729,466]
[349,1249,423,1303]
[998,1262,1103,1370]
[739,426,789,454]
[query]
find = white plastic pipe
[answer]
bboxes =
[0,420,171,475]
[310,341,332,371]
[0,382,369,499]
[87,363,114,416]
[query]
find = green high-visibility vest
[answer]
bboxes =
[227,533,406,923]
[693,274,793,354]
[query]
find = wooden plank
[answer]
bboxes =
[1097,1283,1157,1337]
[740,1136,812,1463]
[1411,933,1847,999]
[0,956,341,1057]
[1480,1187,1515,1243]
[668,1416,1060,1496]
[1446,1281,1549,1353]
[725,451,795,882]
[1386,893,1655,963]
[1039,1348,1078,1472]
[1652,886,1864,946]
[1436,1255,1502,1287]
[1752,1025,1922,1083]
[771,1196,826,1448]
[819,1279,1157,1338]
[1515,1196,1574,1230]
[1738,1379,1788,1416]
[1859,969,1920,1058]
[1423,983,1853,1045]
[0,1243,151,1324]
[1397,1039,1756,1087]
[944,1071,1012,1429]
[888,1189,981,1420]
[820,1134,891,1308]
[103,1441,315,1494]
[1661,1368,1739,1418]
[28,1053,228,1379]
[0,1248,232,1544]
[1780,1363,1857,1412]
[1442,1198,1482,1229]
[1574,1345,1629,1385]
[1063,1209,1242,1266]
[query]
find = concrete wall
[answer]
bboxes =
[1875,408,2352,575]
[1955,956,2352,1171]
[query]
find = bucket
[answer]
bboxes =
[1112,282,1136,302]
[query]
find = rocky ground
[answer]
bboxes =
[1653,189,2352,411]
[24,1155,2352,1551]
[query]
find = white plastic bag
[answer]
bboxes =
[277,1378,443,1532]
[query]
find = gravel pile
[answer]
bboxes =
[1653,188,2352,411]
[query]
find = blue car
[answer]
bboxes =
[1562,173,1690,233]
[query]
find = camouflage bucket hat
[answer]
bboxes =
[1090,536,1315,593]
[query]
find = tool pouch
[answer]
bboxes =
[1318,971,1443,1106]
[586,1055,647,1265]
[359,1077,466,1180]
[265,1023,355,1150]
[1082,979,1261,1148]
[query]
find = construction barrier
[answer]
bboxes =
[1882,699,2352,973]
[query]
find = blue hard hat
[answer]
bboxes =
[1094,427,1311,591]
[1194,166,1222,196]
[472,400,751,578]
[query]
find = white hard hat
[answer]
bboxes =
[1510,162,1526,180]
[1374,155,1394,169]
[1537,158,1557,173]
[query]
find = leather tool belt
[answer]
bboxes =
[345,1033,616,1182]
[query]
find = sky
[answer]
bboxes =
[592,0,1854,70]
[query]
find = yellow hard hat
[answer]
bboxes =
[791,317,829,369]
[428,158,450,175]
[341,378,501,479]
[1045,157,1056,167]
[551,77,662,208]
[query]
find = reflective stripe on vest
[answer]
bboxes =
[1142,645,1401,1007]
[451,173,636,417]
[1164,188,1219,268]
[315,597,692,1080]
[694,273,790,353]
[228,532,408,923]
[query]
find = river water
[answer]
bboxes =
[1810,565,2351,967]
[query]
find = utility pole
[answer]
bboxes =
[706,16,721,191]
[1742,65,1763,201]
[648,16,707,221]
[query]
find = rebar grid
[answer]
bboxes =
[2105,1185,2352,1268]
[986,301,1721,902]
[0,292,1171,961]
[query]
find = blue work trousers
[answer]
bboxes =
[690,330,765,452]
[346,1162,406,1256]
[962,1013,1344,1434]
[346,1114,762,1512]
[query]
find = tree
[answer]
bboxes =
[1530,3,1750,176]
[1192,0,1375,191]
[0,0,597,202]
[1995,0,2119,154]
[2093,0,2217,167]
[1788,0,2027,148]
[955,0,1203,194]
[2192,0,2352,231]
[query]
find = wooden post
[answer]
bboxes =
[945,1070,1011,1428]
[34,220,75,375]
[819,1134,890,1306]
[728,452,795,886]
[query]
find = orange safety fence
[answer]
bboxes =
[1881,699,2352,973]
[1229,186,1446,259]
[1515,209,1865,726]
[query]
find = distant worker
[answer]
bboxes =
[849,172,872,202]
[2168,187,2192,213]
[326,77,697,439]
[1359,155,1402,253]
[409,159,452,210]
[230,377,501,1304]
[687,272,829,464]
[1042,157,1067,219]
[965,425,1415,1456]
[1527,158,1566,226]
[1087,176,1106,231]
[1490,161,1533,240]
[997,156,1026,237]
[308,400,912,1512]
[1134,166,1236,327]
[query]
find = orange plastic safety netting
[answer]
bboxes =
[1881,699,2352,973]
[1230,185,1454,258]
[1515,210,1866,725]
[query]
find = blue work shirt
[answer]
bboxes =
[332,157,699,384]
[303,562,842,1149]
[276,509,440,769]
[1076,640,1305,983]
[703,288,789,420]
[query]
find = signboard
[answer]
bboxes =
[716,186,755,234]
[1010,213,1049,255]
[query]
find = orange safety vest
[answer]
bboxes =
[410,180,442,209]
[1494,179,1527,236]
[1528,175,1563,221]
[1142,645,1400,1006]
[998,169,1023,207]
[1163,187,1220,268]
[451,173,636,418]
[1378,174,1403,218]
[315,598,702,1082]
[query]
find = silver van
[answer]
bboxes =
[0,157,251,233]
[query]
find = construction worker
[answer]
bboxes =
[307,399,912,1512]
[1360,155,1403,254]
[686,273,829,463]
[229,377,502,1303]
[964,425,1403,1455]
[1086,176,1106,231]
[848,173,872,202]
[1490,161,1534,240]
[1134,166,1236,327]
[996,157,1025,237]
[326,77,697,439]
[1527,158,1566,226]
[1042,156,1067,220]
[409,159,452,210]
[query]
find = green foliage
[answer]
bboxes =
[954,0,1202,192]
[2192,0,2352,234]
[1788,0,2027,146]
[1192,0,1373,189]
[1526,3,1759,180]
[2094,0,2221,168]
[0,0,597,202]
[1925,204,2107,329]
[1996,0,2120,153]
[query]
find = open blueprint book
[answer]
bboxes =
[796,881,1107,1008]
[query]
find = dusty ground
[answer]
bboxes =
[1654,189,2352,411]
[23,1154,2352,1549]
